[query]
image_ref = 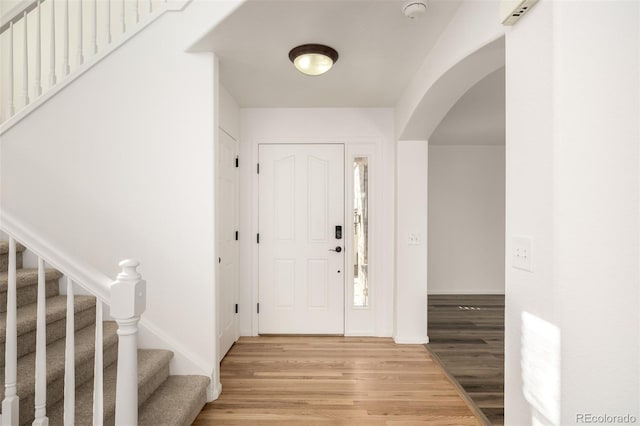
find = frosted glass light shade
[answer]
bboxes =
[289,44,339,76]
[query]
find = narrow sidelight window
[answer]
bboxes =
[353,157,369,307]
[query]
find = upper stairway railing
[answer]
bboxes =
[0,209,147,425]
[0,0,188,132]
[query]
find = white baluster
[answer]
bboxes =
[120,0,125,33]
[34,1,42,97]
[49,0,57,86]
[147,0,152,15]
[77,0,83,65]
[63,277,75,426]
[2,237,19,426]
[92,301,103,426]
[90,0,97,54]
[63,0,69,75]
[22,11,30,107]
[7,22,15,116]
[33,258,49,426]
[134,0,139,23]
[111,260,146,426]
[106,0,111,43]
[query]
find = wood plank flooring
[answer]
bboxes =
[426,295,505,426]
[194,336,485,425]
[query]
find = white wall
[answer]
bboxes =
[505,1,639,424]
[396,0,504,140]
[239,108,395,338]
[428,145,505,294]
[219,85,239,139]
[395,140,428,343]
[0,0,242,399]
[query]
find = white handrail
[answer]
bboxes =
[0,216,146,424]
[0,0,38,33]
[0,209,112,303]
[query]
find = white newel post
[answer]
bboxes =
[2,238,19,426]
[111,260,146,426]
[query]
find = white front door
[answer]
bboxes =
[258,144,345,334]
[217,130,239,360]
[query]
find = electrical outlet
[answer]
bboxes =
[408,233,420,245]
[512,236,533,272]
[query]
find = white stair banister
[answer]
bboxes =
[7,21,15,116]
[76,0,83,66]
[106,0,111,43]
[63,277,75,425]
[22,11,29,107]
[120,0,125,34]
[91,0,97,54]
[92,301,104,426]
[48,0,56,87]
[33,258,49,426]
[63,0,70,76]
[34,0,42,97]
[111,259,146,426]
[2,237,19,426]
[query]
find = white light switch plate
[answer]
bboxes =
[512,236,533,272]
[408,233,420,245]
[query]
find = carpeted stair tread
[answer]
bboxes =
[0,241,26,254]
[0,268,62,313]
[0,268,62,291]
[139,375,210,426]
[48,349,174,426]
[0,295,96,342]
[0,321,119,423]
[0,295,97,367]
[0,242,25,272]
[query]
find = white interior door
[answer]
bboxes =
[217,130,239,360]
[258,144,345,334]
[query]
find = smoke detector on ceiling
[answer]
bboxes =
[402,0,428,19]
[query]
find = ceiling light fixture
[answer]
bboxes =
[402,0,428,19]
[288,44,339,76]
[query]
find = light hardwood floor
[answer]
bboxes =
[194,336,485,425]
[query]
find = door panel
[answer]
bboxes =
[259,144,344,334]
[217,131,238,360]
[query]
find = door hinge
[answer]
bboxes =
[235,231,239,241]
[235,303,238,314]
[235,156,239,168]
[256,163,260,174]
[257,233,260,244]
[257,303,260,314]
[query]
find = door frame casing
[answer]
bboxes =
[248,138,381,336]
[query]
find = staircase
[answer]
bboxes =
[0,240,209,425]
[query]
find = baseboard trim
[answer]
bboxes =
[393,336,429,344]
[428,290,505,295]
[138,318,214,377]
[207,381,222,402]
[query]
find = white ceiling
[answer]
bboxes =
[190,0,506,143]
[430,67,505,146]
[190,0,462,107]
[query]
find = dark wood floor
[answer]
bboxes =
[427,294,505,426]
